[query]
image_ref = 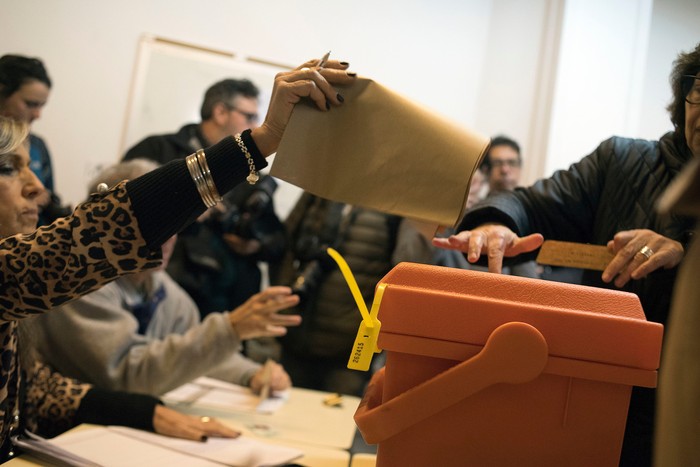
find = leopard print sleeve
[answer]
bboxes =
[0,182,163,321]
[24,361,91,439]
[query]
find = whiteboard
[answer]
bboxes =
[120,35,302,217]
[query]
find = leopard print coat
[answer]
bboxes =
[0,182,161,456]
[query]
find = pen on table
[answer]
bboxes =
[318,50,331,68]
[259,358,274,400]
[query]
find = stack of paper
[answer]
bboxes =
[18,426,303,467]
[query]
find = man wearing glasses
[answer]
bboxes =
[123,78,260,164]
[123,79,286,349]
[480,135,523,194]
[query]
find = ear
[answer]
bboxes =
[211,102,230,124]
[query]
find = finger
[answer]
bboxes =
[466,231,485,263]
[262,296,301,313]
[267,313,302,327]
[284,68,351,106]
[294,59,319,70]
[264,324,290,336]
[602,238,647,283]
[202,419,240,439]
[321,59,350,70]
[433,231,470,251]
[506,233,544,256]
[258,286,294,298]
[485,234,506,274]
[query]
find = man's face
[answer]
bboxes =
[487,145,521,192]
[685,72,700,158]
[222,96,260,136]
[0,79,50,125]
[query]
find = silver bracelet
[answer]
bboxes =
[234,133,259,185]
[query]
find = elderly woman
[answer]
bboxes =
[32,158,296,396]
[0,58,355,461]
[434,43,700,466]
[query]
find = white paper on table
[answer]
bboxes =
[49,425,303,467]
[164,377,289,414]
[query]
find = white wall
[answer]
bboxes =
[1,0,494,207]
[1,0,698,209]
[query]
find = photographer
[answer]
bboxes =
[270,192,401,397]
[167,173,286,318]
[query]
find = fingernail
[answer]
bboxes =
[325,101,330,110]
[340,61,349,66]
[201,435,208,442]
[337,93,345,103]
[347,72,357,77]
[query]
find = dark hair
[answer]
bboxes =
[0,55,52,99]
[480,135,521,172]
[667,42,700,144]
[200,78,260,120]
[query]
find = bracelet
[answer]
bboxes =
[234,133,259,185]
[185,149,222,208]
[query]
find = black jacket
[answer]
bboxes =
[460,131,696,467]
[123,123,205,163]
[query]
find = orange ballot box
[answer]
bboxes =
[354,263,663,467]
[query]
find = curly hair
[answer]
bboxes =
[666,43,700,141]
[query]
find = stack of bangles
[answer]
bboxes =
[185,149,222,208]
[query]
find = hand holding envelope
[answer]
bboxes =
[271,78,490,227]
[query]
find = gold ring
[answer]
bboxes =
[200,416,211,423]
[638,245,654,260]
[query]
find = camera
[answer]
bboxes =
[215,175,277,239]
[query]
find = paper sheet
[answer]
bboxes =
[47,426,303,467]
[271,77,490,227]
[163,376,289,414]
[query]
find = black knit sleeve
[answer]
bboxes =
[75,388,162,432]
[125,130,268,249]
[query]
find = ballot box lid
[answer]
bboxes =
[376,263,663,384]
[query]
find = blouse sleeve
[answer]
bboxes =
[25,361,159,439]
[0,131,267,322]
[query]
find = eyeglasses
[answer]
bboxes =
[681,74,700,105]
[225,105,259,124]
[490,159,521,169]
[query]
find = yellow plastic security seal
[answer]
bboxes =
[326,247,383,371]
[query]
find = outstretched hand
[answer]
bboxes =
[603,228,684,287]
[228,286,302,339]
[432,224,544,273]
[251,57,357,156]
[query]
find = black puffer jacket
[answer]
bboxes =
[460,131,696,467]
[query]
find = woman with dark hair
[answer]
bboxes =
[434,43,700,466]
[0,57,355,461]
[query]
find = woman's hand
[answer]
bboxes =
[152,405,239,441]
[249,361,292,394]
[228,286,302,339]
[251,57,357,156]
[602,229,684,287]
[432,224,544,273]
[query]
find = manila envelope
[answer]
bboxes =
[270,78,490,227]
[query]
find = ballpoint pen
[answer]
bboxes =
[318,51,331,68]
[259,358,274,401]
